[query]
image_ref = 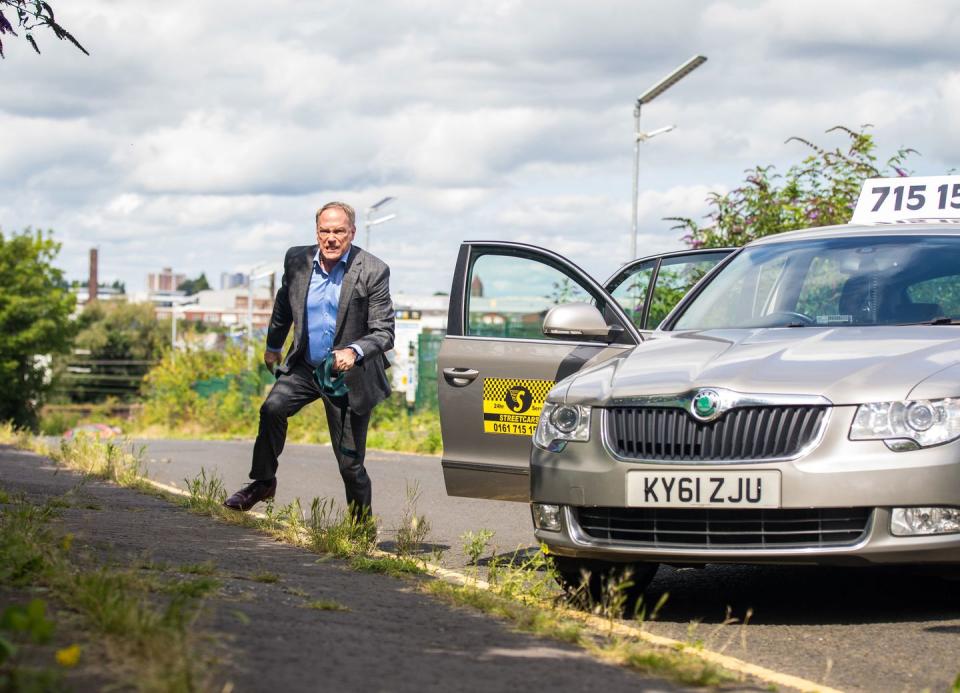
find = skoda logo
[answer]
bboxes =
[691,389,722,421]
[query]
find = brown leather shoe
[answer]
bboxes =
[223,478,277,511]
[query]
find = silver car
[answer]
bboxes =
[438,224,960,597]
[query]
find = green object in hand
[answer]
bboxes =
[313,354,349,397]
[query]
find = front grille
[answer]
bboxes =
[575,507,872,548]
[606,405,828,461]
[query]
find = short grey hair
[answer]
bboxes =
[315,201,356,228]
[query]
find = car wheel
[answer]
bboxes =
[551,556,659,613]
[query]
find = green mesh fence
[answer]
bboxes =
[192,366,276,398]
[415,332,443,411]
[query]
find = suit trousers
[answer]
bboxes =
[250,357,372,514]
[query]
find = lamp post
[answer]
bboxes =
[630,55,707,260]
[365,196,397,250]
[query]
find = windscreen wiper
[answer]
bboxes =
[918,317,960,325]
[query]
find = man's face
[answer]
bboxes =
[316,208,356,264]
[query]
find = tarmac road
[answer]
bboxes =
[135,439,960,692]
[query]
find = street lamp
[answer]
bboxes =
[630,55,707,260]
[365,196,397,250]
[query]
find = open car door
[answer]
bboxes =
[438,242,641,501]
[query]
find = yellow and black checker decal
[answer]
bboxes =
[482,378,554,436]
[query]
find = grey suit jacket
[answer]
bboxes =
[266,244,395,415]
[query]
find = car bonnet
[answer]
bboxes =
[561,326,960,406]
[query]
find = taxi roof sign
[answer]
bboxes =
[851,175,960,225]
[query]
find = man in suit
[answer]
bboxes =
[224,201,395,518]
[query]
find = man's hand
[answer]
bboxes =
[264,350,282,372]
[331,347,357,372]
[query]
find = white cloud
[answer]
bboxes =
[0,0,956,298]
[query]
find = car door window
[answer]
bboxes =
[906,275,960,320]
[647,253,728,328]
[608,260,654,331]
[467,253,592,339]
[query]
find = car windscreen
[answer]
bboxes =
[672,235,960,330]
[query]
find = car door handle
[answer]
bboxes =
[442,367,479,387]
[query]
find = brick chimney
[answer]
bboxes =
[88,248,98,304]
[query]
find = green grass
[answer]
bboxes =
[7,428,740,690]
[164,577,221,599]
[350,555,424,577]
[426,580,583,644]
[178,561,217,576]
[0,491,215,691]
[304,599,349,612]
[250,572,279,584]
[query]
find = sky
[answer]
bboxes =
[2,0,959,298]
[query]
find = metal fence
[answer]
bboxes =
[55,359,157,402]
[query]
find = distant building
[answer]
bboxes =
[147,267,187,292]
[71,285,126,312]
[153,287,275,330]
[220,272,247,290]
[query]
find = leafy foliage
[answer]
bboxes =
[0,228,75,428]
[0,1,87,58]
[74,301,167,362]
[177,273,211,296]
[134,342,442,453]
[672,125,918,249]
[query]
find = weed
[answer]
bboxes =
[426,581,582,644]
[305,599,349,612]
[304,497,378,558]
[0,492,214,691]
[0,488,9,504]
[52,435,143,485]
[0,600,62,691]
[265,497,311,545]
[250,572,279,584]
[165,577,221,599]
[460,528,495,566]
[184,467,227,510]
[0,422,36,450]
[952,672,960,693]
[618,643,730,687]
[179,561,217,576]
[350,555,424,577]
[487,546,560,603]
[393,481,431,557]
[133,557,169,573]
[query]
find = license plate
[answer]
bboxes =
[626,470,781,508]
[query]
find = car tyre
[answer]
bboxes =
[551,556,658,613]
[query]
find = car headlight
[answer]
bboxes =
[850,398,960,448]
[533,403,591,452]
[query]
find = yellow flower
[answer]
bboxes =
[61,533,74,551]
[55,644,81,667]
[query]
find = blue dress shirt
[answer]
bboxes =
[305,249,347,366]
[266,248,363,367]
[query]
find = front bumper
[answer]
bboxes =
[530,405,960,565]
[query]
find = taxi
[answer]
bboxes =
[438,175,960,598]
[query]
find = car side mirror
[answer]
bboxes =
[542,303,621,342]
